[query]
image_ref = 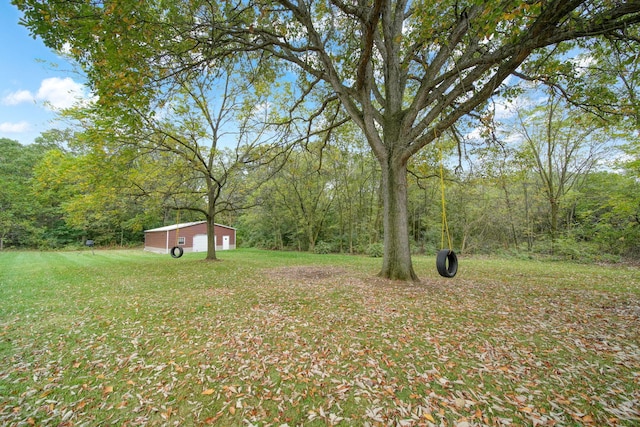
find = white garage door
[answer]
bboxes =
[192,234,207,252]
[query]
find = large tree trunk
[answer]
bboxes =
[378,156,418,282]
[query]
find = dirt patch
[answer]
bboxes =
[267,265,349,283]
[264,265,437,294]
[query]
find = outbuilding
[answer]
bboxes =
[144,221,236,254]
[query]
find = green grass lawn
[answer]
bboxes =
[1,249,639,426]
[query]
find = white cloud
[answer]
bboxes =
[2,90,34,105]
[0,121,30,133]
[2,77,88,110]
[493,101,514,121]
[36,77,87,110]
[572,54,596,73]
[465,126,483,142]
[59,42,73,56]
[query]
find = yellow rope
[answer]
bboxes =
[439,142,453,251]
[175,209,181,246]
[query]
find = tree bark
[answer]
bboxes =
[206,215,218,261]
[205,185,218,261]
[378,155,418,282]
[550,196,559,254]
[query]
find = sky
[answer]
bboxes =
[1,1,89,145]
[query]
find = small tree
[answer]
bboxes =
[513,93,610,250]
[68,62,289,259]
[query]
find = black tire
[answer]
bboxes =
[436,249,458,278]
[170,246,184,258]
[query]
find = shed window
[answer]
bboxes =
[178,237,185,245]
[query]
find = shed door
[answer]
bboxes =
[193,234,207,252]
[222,235,230,250]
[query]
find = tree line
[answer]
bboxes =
[2,91,638,262]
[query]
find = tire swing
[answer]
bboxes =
[436,141,458,278]
[170,210,184,259]
[170,246,184,258]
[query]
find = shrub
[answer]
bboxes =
[313,241,332,254]
[367,243,384,257]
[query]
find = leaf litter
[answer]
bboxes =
[1,259,639,426]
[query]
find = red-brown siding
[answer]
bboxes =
[144,221,236,254]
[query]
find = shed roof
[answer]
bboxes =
[144,221,236,233]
